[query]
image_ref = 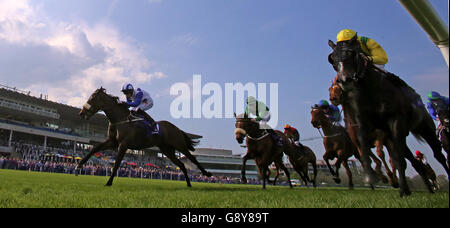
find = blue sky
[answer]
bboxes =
[0,0,448,176]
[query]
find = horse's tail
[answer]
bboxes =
[182,131,200,151]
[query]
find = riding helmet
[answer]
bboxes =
[121,83,134,93]
[318,100,330,108]
[428,91,441,100]
[337,29,357,42]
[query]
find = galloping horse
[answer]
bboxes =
[310,106,361,189]
[328,36,449,196]
[282,139,318,187]
[77,88,212,187]
[234,113,293,189]
[434,103,449,167]
[329,82,399,188]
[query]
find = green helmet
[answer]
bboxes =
[318,100,329,108]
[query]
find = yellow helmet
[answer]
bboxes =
[337,29,357,42]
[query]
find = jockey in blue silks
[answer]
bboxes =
[427,91,449,134]
[318,100,341,123]
[121,83,156,128]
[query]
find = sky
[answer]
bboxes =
[0,0,448,177]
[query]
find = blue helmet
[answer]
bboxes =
[121,83,134,93]
[318,100,330,108]
[428,91,441,101]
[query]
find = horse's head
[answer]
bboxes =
[329,82,343,106]
[234,112,259,144]
[79,87,117,120]
[328,36,367,83]
[310,105,327,129]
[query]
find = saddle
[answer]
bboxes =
[129,113,160,135]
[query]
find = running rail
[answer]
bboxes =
[398,0,449,66]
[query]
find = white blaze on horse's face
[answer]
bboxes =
[234,128,246,136]
[83,103,92,111]
[338,62,346,81]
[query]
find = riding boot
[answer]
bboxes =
[267,129,283,146]
[136,109,156,128]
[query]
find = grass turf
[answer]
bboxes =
[0,169,448,208]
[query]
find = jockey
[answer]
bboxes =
[121,83,156,128]
[283,124,304,149]
[337,29,389,71]
[427,91,449,122]
[427,91,449,135]
[318,100,341,123]
[245,96,282,146]
[415,150,429,166]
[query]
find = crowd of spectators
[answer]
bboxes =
[0,139,263,185]
[0,157,261,184]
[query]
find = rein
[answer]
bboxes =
[109,114,144,127]
[247,130,269,141]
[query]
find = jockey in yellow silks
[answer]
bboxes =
[337,29,389,71]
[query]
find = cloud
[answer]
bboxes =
[0,0,166,107]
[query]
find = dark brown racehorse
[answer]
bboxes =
[328,36,449,196]
[282,136,318,187]
[77,88,212,187]
[434,102,450,167]
[234,113,293,189]
[310,106,361,189]
[329,83,399,188]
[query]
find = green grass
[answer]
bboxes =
[0,169,448,208]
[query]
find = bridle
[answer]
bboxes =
[235,119,269,141]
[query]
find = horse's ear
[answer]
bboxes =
[328,40,336,49]
[244,111,248,119]
[234,112,237,118]
[349,33,358,45]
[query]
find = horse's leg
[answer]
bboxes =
[76,139,117,175]
[277,160,293,188]
[181,150,212,177]
[161,146,191,187]
[385,131,411,197]
[311,161,318,188]
[323,153,337,177]
[297,168,308,187]
[356,129,379,186]
[105,144,127,186]
[333,157,342,184]
[241,154,249,184]
[342,160,354,190]
[369,149,388,184]
[260,165,267,189]
[383,142,399,188]
[375,139,394,185]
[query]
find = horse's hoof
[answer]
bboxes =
[380,175,389,184]
[105,183,112,187]
[333,177,341,184]
[390,180,400,189]
[241,178,247,184]
[399,188,412,197]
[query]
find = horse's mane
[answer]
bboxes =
[96,87,130,111]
